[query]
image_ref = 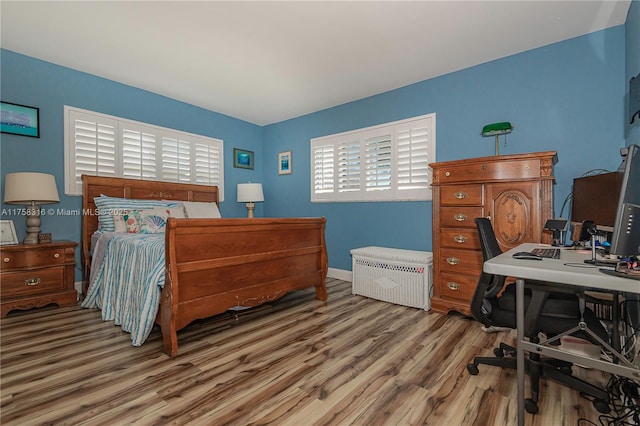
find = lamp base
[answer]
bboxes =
[24,205,41,245]
[245,202,255,218]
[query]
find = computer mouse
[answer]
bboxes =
[512,251,543,260]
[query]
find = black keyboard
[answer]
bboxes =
[531,248,561,259]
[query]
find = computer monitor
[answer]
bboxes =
[571,172,623,234]
[610,144,640,258]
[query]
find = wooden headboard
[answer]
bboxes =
[81,175,219,284]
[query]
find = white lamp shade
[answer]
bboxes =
[4,172,60,205]
[237,183,264,203]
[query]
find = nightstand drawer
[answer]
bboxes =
[1,267,66,298]
[1,247,70,271]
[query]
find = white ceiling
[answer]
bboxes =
[0,1,631,126]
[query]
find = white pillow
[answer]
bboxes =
[182,201,221,218]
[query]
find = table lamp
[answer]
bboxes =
[4,172,60,244]
[481,122,513,155]
[237,182,264,218]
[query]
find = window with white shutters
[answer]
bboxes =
[310,113,435,202]
[64,106,224,200]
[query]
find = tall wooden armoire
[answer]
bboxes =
[429,151,557,315]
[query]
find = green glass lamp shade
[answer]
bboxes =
[481,122,513,136]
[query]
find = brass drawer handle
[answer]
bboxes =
[25,278,41,286]
[454,235,467,243]
[454,191,467,199]
[3,257,9,263]
[54,253,60,259]
[445,171,451,177]
[447,282,460,290]
[454,213,468,222]
[446,257,459,265]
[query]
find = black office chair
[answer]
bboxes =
[466,218,611,415]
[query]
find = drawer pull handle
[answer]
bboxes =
[454,191,467,199]
[454,213,468,222]
[25,278,41,286]
[447,282,460,291]
[54,253,60,259]
[445,171,451,177]
[3,257,9,263]
[454,235,467,243]
[446,257,459,265]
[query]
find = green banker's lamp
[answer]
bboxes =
[481,122,513,155]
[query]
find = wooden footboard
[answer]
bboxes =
[162,217,328,357]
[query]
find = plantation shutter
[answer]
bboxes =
[122,125,157,180]
[64,106,225,200]
[66,109,118,195]
[310,113,435,202]
[194,141,222,185]
[161,136,191,182]
[312,144,335,197]
[395,117,433,197]
[364,134,392,192]
[338,141,361,193]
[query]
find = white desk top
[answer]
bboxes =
[484,243,640,294]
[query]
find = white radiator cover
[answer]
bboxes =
[351,246,433,311]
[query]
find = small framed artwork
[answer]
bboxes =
[233,148,254,170]
[278,151,292,175]
[0,220,19,245]
[1,101,40,138]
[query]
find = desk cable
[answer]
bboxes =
[578,299,640,425]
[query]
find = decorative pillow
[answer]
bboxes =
[135,208,170,234]
[93,195,176,232]
[113,212,130,233]
[122,211,141,233]
[182,201,221,218]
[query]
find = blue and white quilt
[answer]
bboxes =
[81,233,165,346]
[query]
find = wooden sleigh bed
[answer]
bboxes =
[81,175,328,357]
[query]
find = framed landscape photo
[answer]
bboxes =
[278,151,292,175]
[233,148,254,170]
[0,220,19,245]
[1,101,40,138]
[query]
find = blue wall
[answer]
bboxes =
[264,26,627,270]
[0,22,631,276]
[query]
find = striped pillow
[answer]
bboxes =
[94,195,176,232]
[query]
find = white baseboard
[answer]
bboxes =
[327,267,352,282]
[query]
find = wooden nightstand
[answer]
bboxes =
[1,241,78,317]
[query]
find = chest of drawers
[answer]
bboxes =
[1,241,78,316]
[429,152,556,315]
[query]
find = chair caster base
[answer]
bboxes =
[467,363,479,375]
[525,398,538,414]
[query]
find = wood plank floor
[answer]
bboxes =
[1,278,615,425]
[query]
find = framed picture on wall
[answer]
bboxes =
[233,148,254,170]
[233,148,253,170]
[0,101,40,138]
[278,151,292,175]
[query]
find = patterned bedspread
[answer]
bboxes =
[81,233,165,346]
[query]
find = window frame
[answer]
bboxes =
[64,106,224,201]
[310,113,436,203]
